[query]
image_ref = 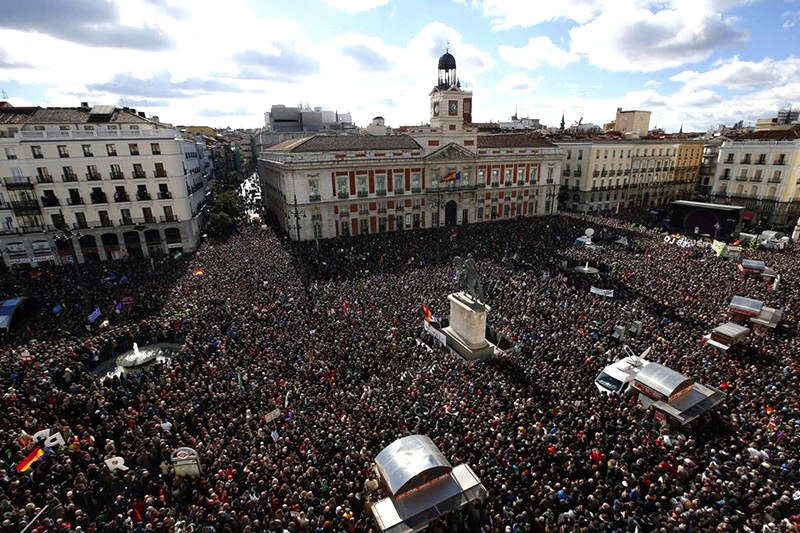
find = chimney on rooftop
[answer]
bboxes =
[138,111,146,118]
[80,101,89,108]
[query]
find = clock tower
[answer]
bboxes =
[430,50,472,132]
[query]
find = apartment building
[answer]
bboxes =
[557,139,701,212]
[258,52,563,241]
[0,103,211,267]
[709,126,800,228]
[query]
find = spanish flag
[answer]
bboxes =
[192,269,205,278]
[440,171,461,183]
[16,446,45,472]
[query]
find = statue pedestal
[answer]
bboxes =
[442,291,494,361]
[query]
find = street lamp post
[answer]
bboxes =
[429,184,447,264]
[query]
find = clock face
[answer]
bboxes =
[433,102,440,116]
[448,101,458,114]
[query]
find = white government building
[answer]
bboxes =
[709,125,800,228]
[258,51,564,240]
[0,102,212,267]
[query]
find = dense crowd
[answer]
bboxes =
[1,190,799,532]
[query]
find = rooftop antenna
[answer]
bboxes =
[445,40,450,53]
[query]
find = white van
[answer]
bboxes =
[595,347,652,395]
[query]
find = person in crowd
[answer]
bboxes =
[1,183,798,532]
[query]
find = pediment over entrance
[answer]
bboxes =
[425,142,477,162]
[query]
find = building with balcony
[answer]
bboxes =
[0,102,213,267]
[556,138,702,212]
[258,52,563,241]
[709,125,800,229]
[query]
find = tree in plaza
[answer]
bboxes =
[206,211,236,239]
[213,190,243,220]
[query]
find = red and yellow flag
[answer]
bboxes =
[192,269,205,278]
[16,446,45,472]
[422,305,433,323]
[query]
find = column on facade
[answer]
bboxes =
[71,236,85,264]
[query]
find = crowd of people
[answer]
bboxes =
[1,188,799,532]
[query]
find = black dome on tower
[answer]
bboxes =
[438,51,456,70]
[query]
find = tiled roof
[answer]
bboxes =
[0,106,152,125]
[477,133,556,148]
[735,125,800,141]
[267,134,421,152]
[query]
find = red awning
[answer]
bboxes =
[743,210,755,221]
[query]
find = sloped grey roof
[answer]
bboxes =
[267,134,421,153]
[0,106,150,125]
[477,133,556,148]
[636,363,693,398]
[375,435,452,497]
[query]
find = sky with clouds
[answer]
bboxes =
[0,0,798,132]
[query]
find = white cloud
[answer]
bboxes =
[324,0,388,13]
[568,3,748,72]
[498,37,577,69]
[479,0,603,30]
[644,80,662,87]
[486,0,750,72]
[671,56,800,91]
[494,72,538,94]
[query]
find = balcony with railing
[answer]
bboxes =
[593,170,600,177]
[136,191,152,201]
[573,169,582,176]
[114,192,130,202]
[14,128,174,140]
[768,178,782,183]
[740,157,751,164]
[36,174,53,184]
[110,171,124,180]
[86,172,102,182]
[337,192,349,199]
[394,188,404,194]
[73,221,89,230]
[160,214,177,222]
[153,170,168,178]
[132,170,147,179]
[3,176,34,190]
[67,196,84,206]
[10,199,41,214]
[119,217,135,226]
[308,193,320,202]
[376,189,386,196]
[40,196,59,207]
[357,190,368,198]
[143,215,156,224]
[90,191,108,204]
[97,219,114,228]
[157,191,172,200]
[774,158,786,166]
[62,173,78,183]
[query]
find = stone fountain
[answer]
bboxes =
[573,260,599,275]
[116,342,164,369]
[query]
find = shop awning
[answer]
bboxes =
[0,297,27,331]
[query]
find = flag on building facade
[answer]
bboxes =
[192,269,205,278]
[88,307,101,323]
[440,171,461,183]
